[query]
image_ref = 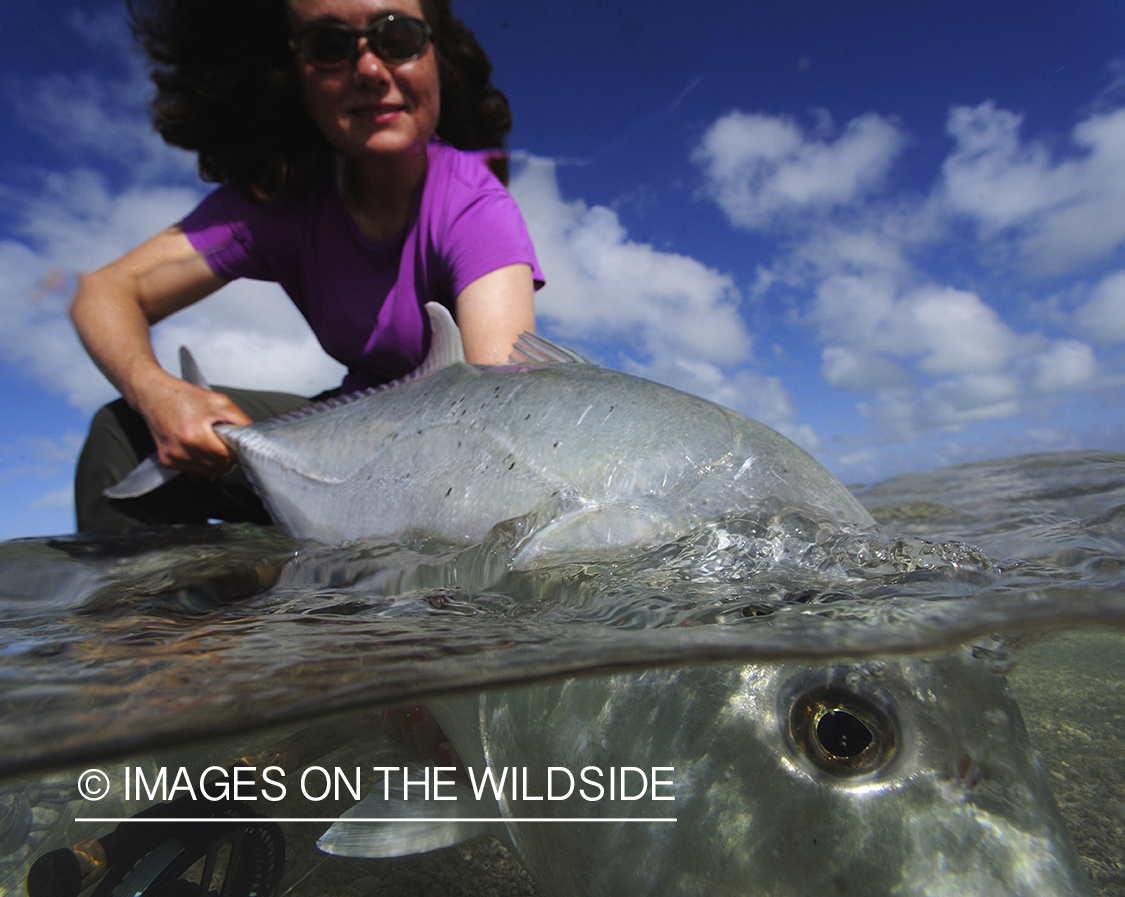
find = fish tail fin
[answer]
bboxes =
[317,766,502,858]
[178,346,210,390]
[102,454,181,499]
[102,347,208,499]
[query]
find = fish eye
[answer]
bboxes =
[789,685,896,776]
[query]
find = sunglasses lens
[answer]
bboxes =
[375,18,429,61]
[300,26,355,66]
[294,17,430,68]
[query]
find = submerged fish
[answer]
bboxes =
[110,303,871,567]
[320,651,1094,896]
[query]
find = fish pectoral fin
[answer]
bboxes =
[317,769,501,858]
[509,331,589,365]
[511,502,674,569]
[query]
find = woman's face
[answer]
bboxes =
[287,0,440,164]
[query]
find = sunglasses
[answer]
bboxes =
[290,14,433,69]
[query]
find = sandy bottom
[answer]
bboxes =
[278,835,539,897]
[1010,630,1125,897]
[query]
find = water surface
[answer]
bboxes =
[0,450,1122,895]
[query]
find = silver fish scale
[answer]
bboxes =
[221,360,873,565]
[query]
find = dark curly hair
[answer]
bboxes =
[128,0,513,196]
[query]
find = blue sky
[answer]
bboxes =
[2,0,1124,537]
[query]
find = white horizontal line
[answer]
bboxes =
[76,817,676,824]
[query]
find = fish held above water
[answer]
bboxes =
[109,303,873,567]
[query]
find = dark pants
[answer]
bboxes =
[74,386,313,533]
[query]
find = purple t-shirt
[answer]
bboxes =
[182,141,543,392]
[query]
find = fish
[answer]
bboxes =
[109,303,873,568]
[106,304,1094,893]
[318,652,1095,895]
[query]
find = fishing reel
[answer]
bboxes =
[26,797,284,897]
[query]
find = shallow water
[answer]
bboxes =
[0,450,1122,895]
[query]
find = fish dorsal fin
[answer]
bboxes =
[178,346,210,389]
[509,331,589,365]
[417,301,465,374]
[229,301,469,432]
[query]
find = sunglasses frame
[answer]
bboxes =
[290,14,433,69]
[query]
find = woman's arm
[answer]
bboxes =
[455,263,536,364]
[70,226,253,477]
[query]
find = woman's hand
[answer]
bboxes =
[136,372,253,477]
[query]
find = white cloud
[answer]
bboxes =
[812,270,1020,374]
[812,273,1031,436]
[12,70,194,185]
[511,156,751,363]
[854,373,1022,441]
[19,171,204,272]
[690,102,1112,448]
[907,287,1017,375]
[1077,269,1125,344]
[1024,427,1084,452]
[693,111,906,229]
[940,102,1125,274]
[940,103,1074,227]
[810,264,1097,437]
[1026,340,1097,394]
[0,432,83,485]
[821,346,910,392]
[921,373,1021,429]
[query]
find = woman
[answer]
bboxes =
[71,0,542,532]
